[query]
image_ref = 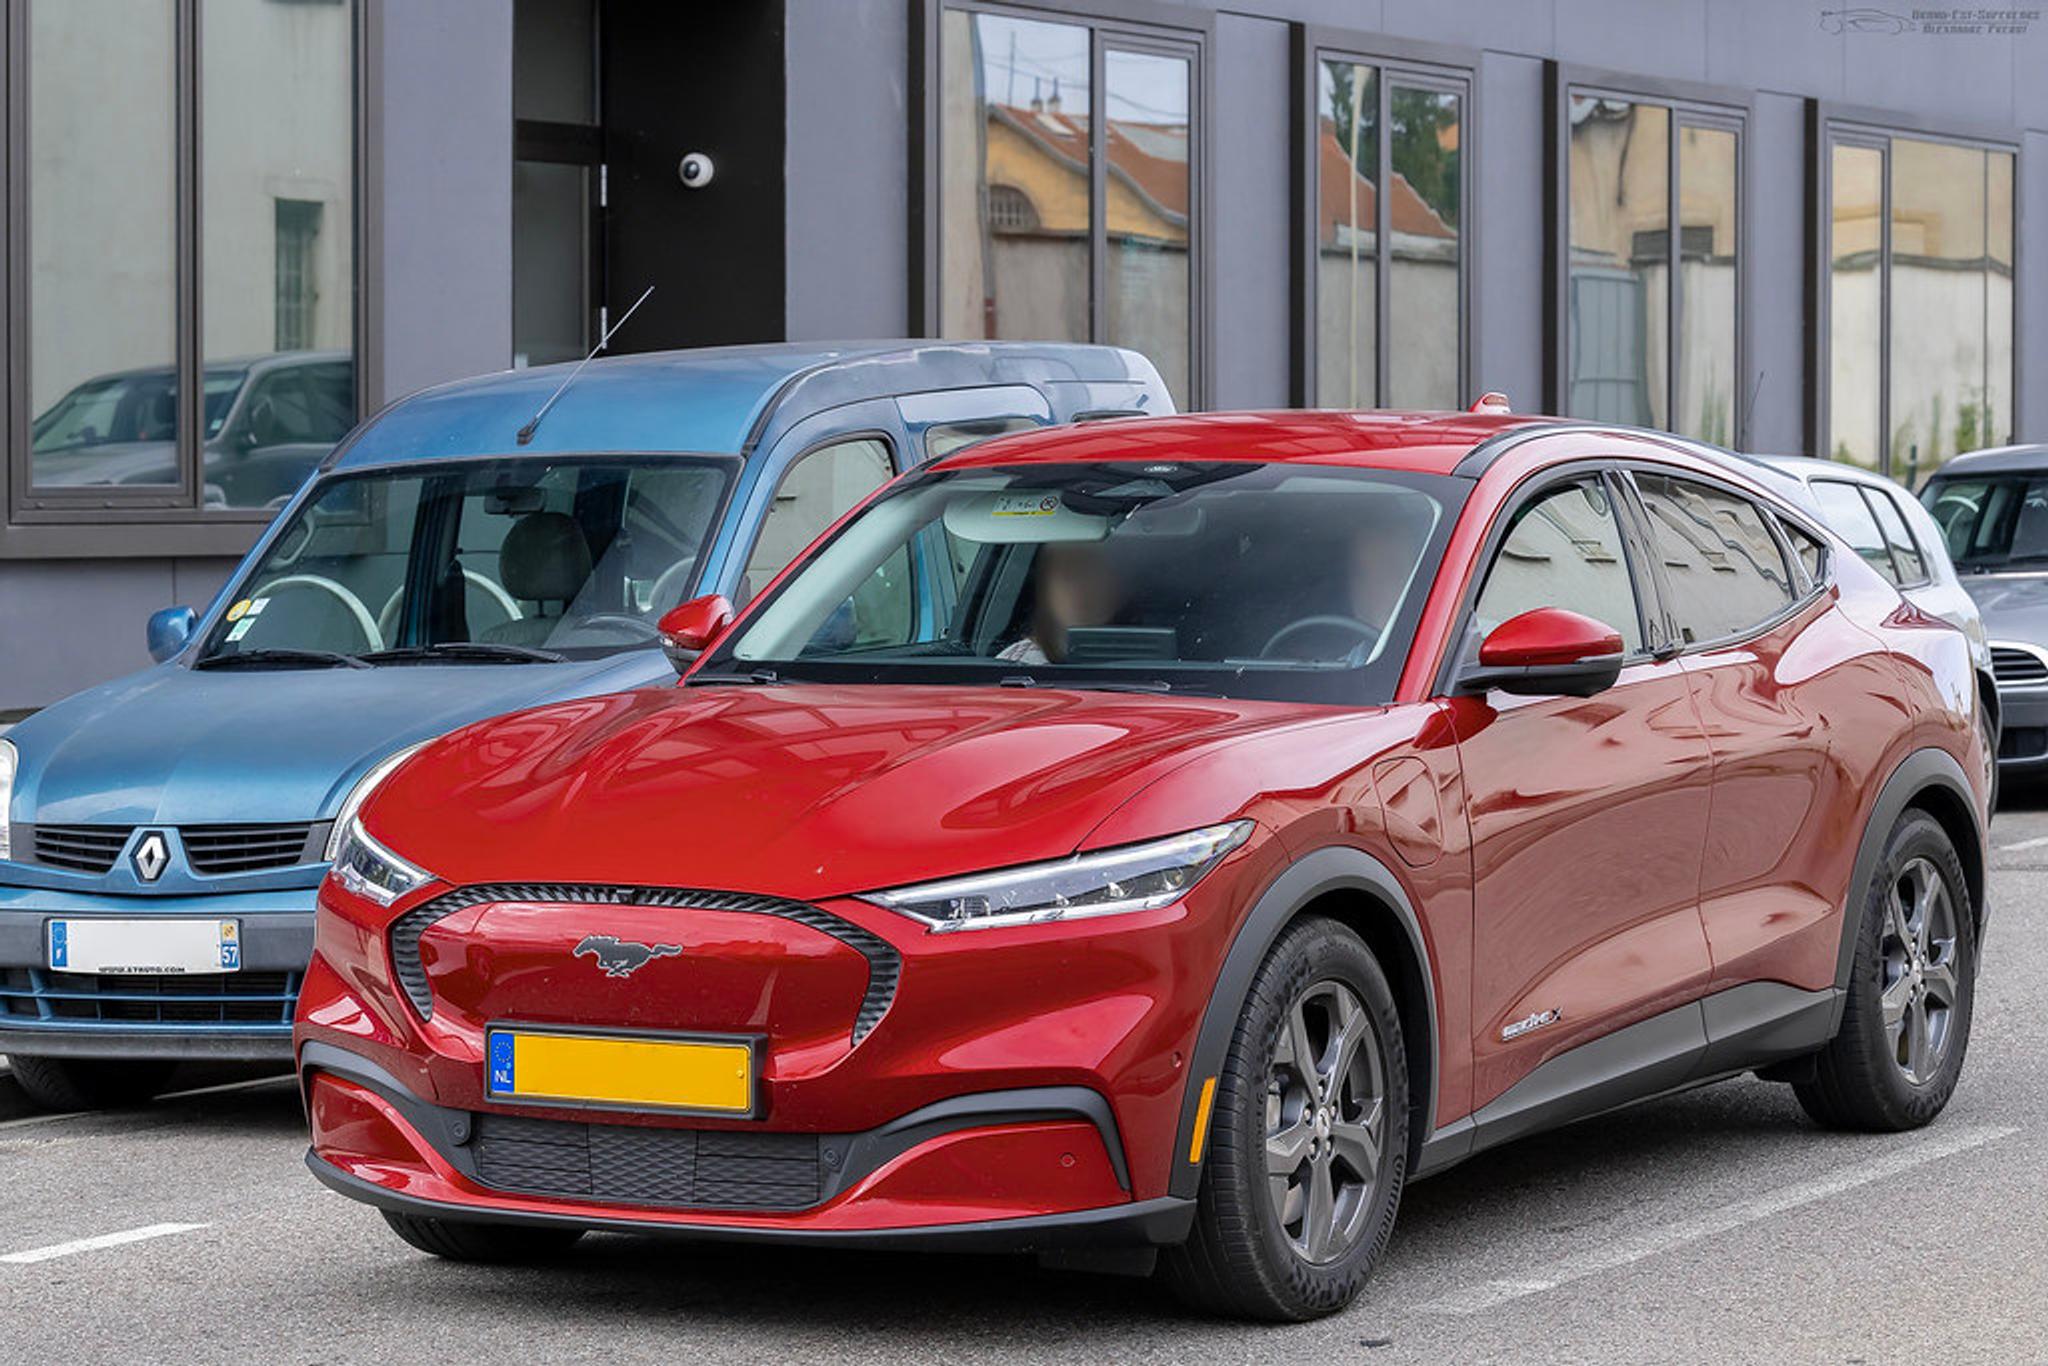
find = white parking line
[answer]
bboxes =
[2000,834,2048,852]
[1417,1123,2018,1316]
[1,1223,210,1266]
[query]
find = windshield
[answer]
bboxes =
[708,461,1462,705]
[31,365,249,452]
[1922,474,2048,570]
[197,455,735,665]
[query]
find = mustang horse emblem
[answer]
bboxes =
[573,934,683,979]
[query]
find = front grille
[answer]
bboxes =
[1992,645,2048,688]
[2000,726,2048,761]
[31,825,130,874]
[472,1112,823,1211]
[388,883,900,1044]
[182,823,317,875]
[0,967,300,1025]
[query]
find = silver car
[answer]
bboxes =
[1747,455,1999,800]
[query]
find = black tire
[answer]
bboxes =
[1159,916,1408,1322]
[381,1210,585,1263]
[1796,810,1976,1132]
[1979,705,2001,815]
[7,1056,177,1111]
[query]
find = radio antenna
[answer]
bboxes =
[516,284,655,446]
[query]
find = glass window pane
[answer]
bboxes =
[513,161,592,368]
[28,0,179,491]
[1889,138,1987,487]
[1810,479,1897,581]
[1475,478,1643,653]
[201,0,357,512]
[514,0,595,125]
[1386,84,1461,410]
[1636,475,1796,644]
[743,438,896,604]
[1987,149,2015,452]
[1103,49,1192,408]
[1567,98,1668,429]
[1863,485,1927,584]
[1829,142,1883,471]
[939,11,1090,346]
[1315,60,1378,408]
[1676,125,1737,444]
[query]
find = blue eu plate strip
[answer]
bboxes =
[488,1032,515,1096]
[49,921,68,970]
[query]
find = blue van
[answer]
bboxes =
[0,341,1170,1107]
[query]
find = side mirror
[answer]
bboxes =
[657,594,735,675]
[147,606,197,663]
[1458,607,1625,698]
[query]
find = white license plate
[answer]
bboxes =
[47,919,241,975]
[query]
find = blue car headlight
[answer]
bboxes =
[329,817,435,907]
[861,821,1253,933]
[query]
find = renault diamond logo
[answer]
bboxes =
[574,934,682,979]
[132,831,170,882]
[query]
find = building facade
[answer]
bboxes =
[0,0,2041,710]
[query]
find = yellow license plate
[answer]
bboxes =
[485,1027,754,1115]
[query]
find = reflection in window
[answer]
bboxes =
[939,11,1091,348]
[1829,143,1884,470]
[937,8,1199,406]
[1476,479,1642,653]
[1635,475,1795,643]
[743,439,896,605]
[1567,98,1669,430]
[202,0,357,512]
[1316,61,1378,408]
[1104,49,1192,407]
[1827,133,2014,484]
[1313,61,1464,409]
[1676,126,1737,444]
[28,0,180,489]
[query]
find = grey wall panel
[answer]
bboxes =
[0,561,173,709]
[785,0,908,339]
[1552,0,1707,83]
[1705,0,1844,99]
[373,0,513,404]
[170,557,239,620]
[2025,131,2048,442]
[1840,26,2015,128]
[1210,13,1291,409]
[1745,92,1806,454]
[1471,53,1544,411]
[1378,0,1553,55]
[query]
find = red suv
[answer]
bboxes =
[296,412,1988,1321]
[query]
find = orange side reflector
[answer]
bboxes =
[1188,1075,1219,1164]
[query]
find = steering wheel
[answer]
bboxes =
[645,555,700,615]
[375,571,523,644]
[249,574,384,652]
[1261,614,1379,661]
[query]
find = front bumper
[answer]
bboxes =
[0,885,315,1061]
[302,1042,1192,1250]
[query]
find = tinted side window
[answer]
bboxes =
[1635,474,1796,644]
[742,437,894,603]
[1864,486,1928,585]
[1811,479,1896,582]
[1779,517,1829,584]
[1474,477,1643,653]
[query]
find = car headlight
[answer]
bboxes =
[0,739,15,861]
[324,739,435,862]
[328,817,435,907]
[861,821,1253,933]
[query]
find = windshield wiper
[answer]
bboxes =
[193,648,370,671]
[687,668,783,686]
[998,674,1214,697]
[358,642,566,665]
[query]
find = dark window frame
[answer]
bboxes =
[1291,25,1475,410]
[910,0,1215,406]
[1547,65,1753,447]
[0,0,372,558]
[1808,102,2020,485]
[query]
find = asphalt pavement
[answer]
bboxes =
[3,796,2046,1364]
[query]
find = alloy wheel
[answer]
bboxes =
[1264,978,1385,1265]
[1879,855,1961,1085]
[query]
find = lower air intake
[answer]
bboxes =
[470,1113,823,1211]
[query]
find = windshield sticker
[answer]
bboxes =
[993,493,1062,518]
[246,597,269,616]
[226,617,256,642]
[225,598,252,622]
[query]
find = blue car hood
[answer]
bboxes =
[9,652,674,827]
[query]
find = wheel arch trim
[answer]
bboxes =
[1838,745,1986,994]
[1166,845,1438,1202]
